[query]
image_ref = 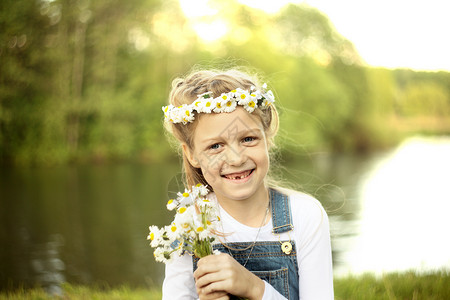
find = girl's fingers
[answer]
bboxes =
[198,290,229,300]
[196,271,229,289]
[199,279,233,296]
[194,253,231,279]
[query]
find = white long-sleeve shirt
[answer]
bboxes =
[162,190,334,300]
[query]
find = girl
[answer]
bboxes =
[161,68,334,300]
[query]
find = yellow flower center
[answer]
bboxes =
[167,199,174,205]
[196,183,202,187]
[171,225,177,232]
[150,232,154,241]
[216,102,222,108]
[222,95,228,100]
[182,192,189,197]
[206,220,211,225]
[196,227,204,232]
[179,207,187,214]
[240,94,246,99]
[182,223,189,229]
[249,101,255,107]
[226,101,232,107]
[185,110,190,116]
[205,102,211,107]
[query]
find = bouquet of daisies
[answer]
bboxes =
[147,183,220,263]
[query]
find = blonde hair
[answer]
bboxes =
[164,68,280,189]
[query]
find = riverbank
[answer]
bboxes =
[1,271,449,300]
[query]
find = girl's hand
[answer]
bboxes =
[194,253,265,300]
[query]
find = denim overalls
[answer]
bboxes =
[193,188,299,300]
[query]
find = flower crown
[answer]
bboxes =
[162,83,275,124]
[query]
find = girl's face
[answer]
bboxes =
[184,107,270,202]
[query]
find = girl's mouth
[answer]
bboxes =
[221,169,254,180]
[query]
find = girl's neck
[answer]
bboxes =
[216,185,270,227]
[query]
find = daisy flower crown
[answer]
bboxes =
[162,83,275,124]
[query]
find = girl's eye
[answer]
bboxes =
[209,143,221,150]
[243,136,256,143]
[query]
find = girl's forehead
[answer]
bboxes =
[193,107,264,141]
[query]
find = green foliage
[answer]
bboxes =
[1,0,449,165]
[398,81,449,117]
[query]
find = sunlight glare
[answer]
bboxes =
[178,0,217,18]
[178,0,228,42]
[192,19,228,42]
[237,0,295,13]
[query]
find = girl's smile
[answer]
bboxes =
[221,168,254,181]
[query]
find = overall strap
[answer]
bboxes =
[270,188,294,234]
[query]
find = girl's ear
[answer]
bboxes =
[182,143,200,168]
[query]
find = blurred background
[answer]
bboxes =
[1,0,449,295]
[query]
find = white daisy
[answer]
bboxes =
[198,198,214,208]
[153,246,172,263]
[166,222,182,241]
[166,198,178,211]
[199,99,214,113]
[219,92,230,102]
[265,90,275,103]
[181,107,195,124]
[243,99,257,113]
[148,225,162,247]
[212,98,225,113]
[174,205,195,228]
[177,190,194,207]
[191,184,209,198]
[192,99,203,112]
[223,98,237,113]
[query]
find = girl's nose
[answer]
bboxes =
[225,145,245,166]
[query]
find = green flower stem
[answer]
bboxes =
[193,238,212,258]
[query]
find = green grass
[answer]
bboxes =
[0,284,162,300]
[1,271,449,299]
[334,271,450,300]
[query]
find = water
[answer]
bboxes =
[333,136,450,276]
[1,136,449,291]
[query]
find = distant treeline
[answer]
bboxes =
[1,0,449,165]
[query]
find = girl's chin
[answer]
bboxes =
[217,189,255,202]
